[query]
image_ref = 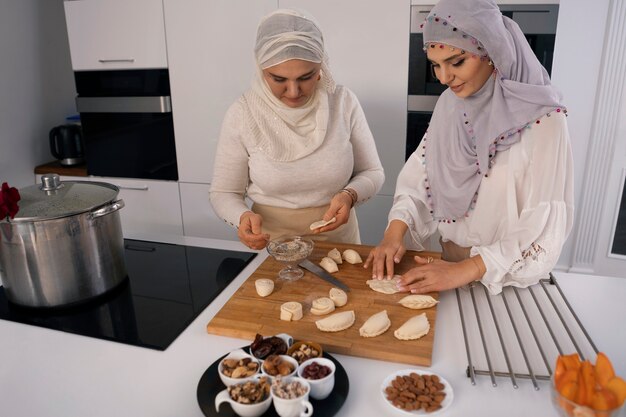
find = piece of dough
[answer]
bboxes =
[342,249,363,264]
[319,257,339,273]
[366,276,402,294]
[329,287,348,307]
[280,302,303,321]
[398,294,438,310]
[310,217,336,230]
[310,297,336,316]
[359,310,391,338]
[327,248,343,264]
[315,310,355,332]
[255,279,274,297]
[394,313,430,340]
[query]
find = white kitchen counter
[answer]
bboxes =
[1,233,624,417]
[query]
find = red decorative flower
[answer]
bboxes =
[0,182,21,220]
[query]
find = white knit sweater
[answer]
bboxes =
[210,86,385,229]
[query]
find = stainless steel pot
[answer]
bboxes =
[0,173,127,308]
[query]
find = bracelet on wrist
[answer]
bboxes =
[339,188,357,207]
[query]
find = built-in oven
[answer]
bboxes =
[75,69,178,181]
[406,4,559,160]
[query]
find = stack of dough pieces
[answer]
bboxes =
[280,301,303,321]
[310,297,336,316]
[328,287,347,307]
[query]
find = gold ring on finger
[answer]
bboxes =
[427,256,434,264]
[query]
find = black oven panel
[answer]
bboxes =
[75,69,178,181]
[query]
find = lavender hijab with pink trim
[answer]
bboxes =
[421,0,564,221]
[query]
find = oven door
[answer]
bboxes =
[75,69,179,181]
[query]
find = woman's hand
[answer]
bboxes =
[364,220,408,280]
[237,211,270,250]
[396,255,485,293]
[312,190,353,234]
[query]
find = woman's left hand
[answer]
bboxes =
[396,256,480,294]
[312,191,353,234]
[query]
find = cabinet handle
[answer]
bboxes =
[118,185,149,191]
[98,58,135,63]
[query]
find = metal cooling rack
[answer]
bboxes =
[455,273,598,390]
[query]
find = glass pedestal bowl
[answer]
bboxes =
[266,236,314,281]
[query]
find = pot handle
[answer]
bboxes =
[89,200,125,220]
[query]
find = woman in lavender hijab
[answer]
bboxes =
[364,0,574,295]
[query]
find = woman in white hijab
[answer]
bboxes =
[210,9,384,250]
[365,0,574,295]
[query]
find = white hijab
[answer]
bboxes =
[243,9,336,162]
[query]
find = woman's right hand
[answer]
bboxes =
[237,211,270,250]
[364,220,408,280]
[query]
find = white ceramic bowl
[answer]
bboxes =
[261,354,299,381]
[271,376,314,417]
[380,369,454,416]
[297,357,336,400]
[215,375,272,417]
[249,333,294,361]
[218,348,261,387]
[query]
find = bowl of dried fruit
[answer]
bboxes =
[218,349,261,387]
[552,352,626,417]
[287,341,323,365]
[298,357,336,400]
[214,375,272,417]
[381,369,453,416]
[249,333,293,362]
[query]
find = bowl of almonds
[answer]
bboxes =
[381,369,453,415]
[218,349,261,387]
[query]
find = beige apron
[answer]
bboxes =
[252,203,361,244]
[439,236,471,262]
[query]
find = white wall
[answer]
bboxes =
[550,0,611,269]
[0,0,76,189]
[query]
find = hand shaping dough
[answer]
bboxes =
[255,279,274,297]
[280,301,303,321]
[366,276,402,294]
[359,310,391,338]
[342,249,363,264]
[329,287,348,307]
[310,217,336,230]
[319,257,339,273]
[394,313,430,340]
[315,310,355,332]
[398,294,438,310]
[327,248,343,265]
[310,297,336,316]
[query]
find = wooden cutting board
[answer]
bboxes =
[206,241,441,366]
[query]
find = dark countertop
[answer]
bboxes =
[35,160,88,177]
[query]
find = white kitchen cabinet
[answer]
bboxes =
[35,174,183,236]
[163,0,276,184]
[64,0,168,70]
[179,182,238,241]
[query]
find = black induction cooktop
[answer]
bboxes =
[0,239,256,350]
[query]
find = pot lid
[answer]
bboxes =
[9,173,120,222]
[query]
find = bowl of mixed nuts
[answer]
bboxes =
[214,375,272,417]
[381,369,453,415]
[287,341,323,365]
[218,349,261,387]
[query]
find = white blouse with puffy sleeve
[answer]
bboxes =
[389,112,574,294]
